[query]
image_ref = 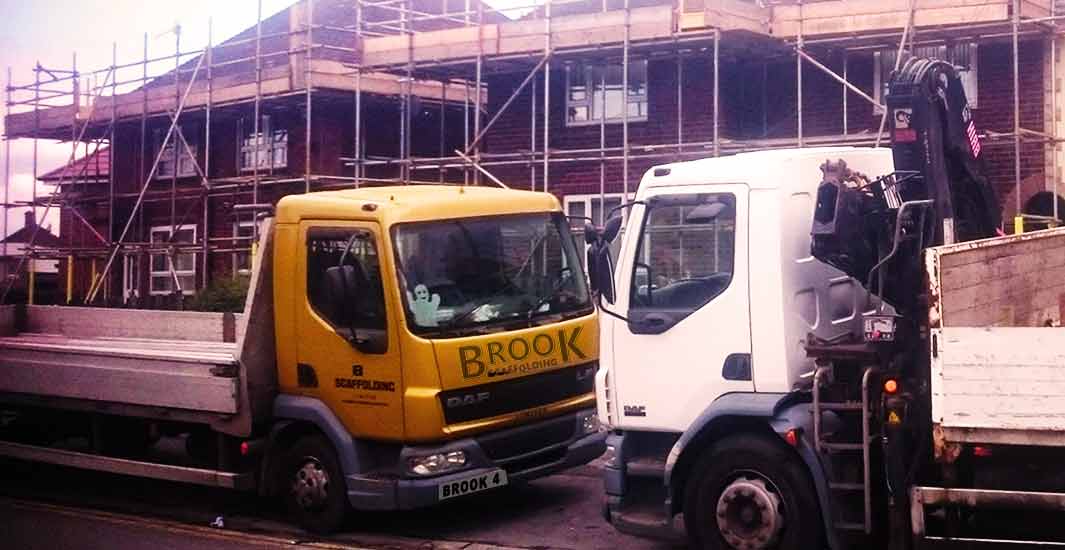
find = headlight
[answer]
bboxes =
[408,450,467,476]
[603,444,619,468]
[582,412,601,435]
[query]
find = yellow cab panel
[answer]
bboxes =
[273,185,599,444]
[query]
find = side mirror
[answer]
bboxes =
[588,241,615,303]
[602,215,623,243]
[685,202,728,224]
[324,265,387,354]
[584,222,599,245]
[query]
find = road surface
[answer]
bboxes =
[0,457,679,549]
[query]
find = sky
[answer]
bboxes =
[0,0,533,240]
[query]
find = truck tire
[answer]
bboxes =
[280,434,349,534]
[683,435,821,550]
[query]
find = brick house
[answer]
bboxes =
[0,211,61,304]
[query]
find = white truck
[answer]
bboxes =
[587,145,1065,549]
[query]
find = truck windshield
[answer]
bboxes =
[393,212,591,336]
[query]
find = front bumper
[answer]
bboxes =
[602,432,686,543]
[346,408,606,510]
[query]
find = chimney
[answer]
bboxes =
[24,211,36,229]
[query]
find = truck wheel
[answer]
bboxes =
[683,435,821,550]
[280,434,349,534]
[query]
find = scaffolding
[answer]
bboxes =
[2,0,1063,306]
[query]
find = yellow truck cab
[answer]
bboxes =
[270,185,604,528]
[0,185,603,534]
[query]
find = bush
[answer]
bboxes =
[187,276,250,313]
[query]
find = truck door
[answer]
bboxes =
[609,185,752,432]
[296,222,404,440]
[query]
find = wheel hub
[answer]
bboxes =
[291,457,330,511]
[715,476,784,550]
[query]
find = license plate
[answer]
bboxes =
[438,469,508,501]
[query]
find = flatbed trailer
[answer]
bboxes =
[907,226,1065,546]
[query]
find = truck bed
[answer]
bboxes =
[0,331,239,414]
[926,226,1065,448]
[0,218,278,437]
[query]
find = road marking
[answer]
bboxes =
[0,496,369,549]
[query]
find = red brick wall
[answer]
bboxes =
[973,40,1045,220]
[482,40,1046,219]
[58,89,470,302]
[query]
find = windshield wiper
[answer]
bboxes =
[524,267,575,322]
[441,298,501,330]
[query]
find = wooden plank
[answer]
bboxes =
[940,230,1065,269]
[5,105,77,137]
[939,242,1065,290]
[498,6,673,55]
[931,326,1065,435]
[1021,0,1052,18]
[773,4,1009,37]
[930,228,1065,327]
[772,0,1008,21]
[942,284,1064,327]
[310,61,476,103]
[362,25,499,66]
[704,0,769,34]
[26,304,231,342]
[0,348,238,413]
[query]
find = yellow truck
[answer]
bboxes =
[0,185,603,533]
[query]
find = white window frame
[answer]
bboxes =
[232,219,258,276]
[563,192,635,225]
[149,224,197,296]
[873,43,978,113]
[155,129,198,179]
[122,254,139,304]
[565,60,649,127]
[240,115,288,172]
[564,192,636,272]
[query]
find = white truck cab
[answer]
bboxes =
[594,147,894,548]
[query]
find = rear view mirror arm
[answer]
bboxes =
[597,293,630,323]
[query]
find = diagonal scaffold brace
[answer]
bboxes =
[85,53,206,304]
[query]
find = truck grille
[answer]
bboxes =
[439,362,596,425]
[476,413,576,462]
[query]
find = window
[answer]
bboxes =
[875,43,978,109]
[392,213,591,336]
[240,115,288,171]
[564,193,634,225]
[122,255,139,304]
[150,225,196,295]
[566,60,648,126]
[306,228,387,332]
[233,219,257,276]
[155,129,198,179]
[630,194,736,311]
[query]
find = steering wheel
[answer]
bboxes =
[655,273,730,308]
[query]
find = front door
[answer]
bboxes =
[608,184,753,432]
[295,222,404,440]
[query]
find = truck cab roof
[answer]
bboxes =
[276,185,563,225]
[636,147,893,196]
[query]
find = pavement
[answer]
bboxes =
[0,457,681,550]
